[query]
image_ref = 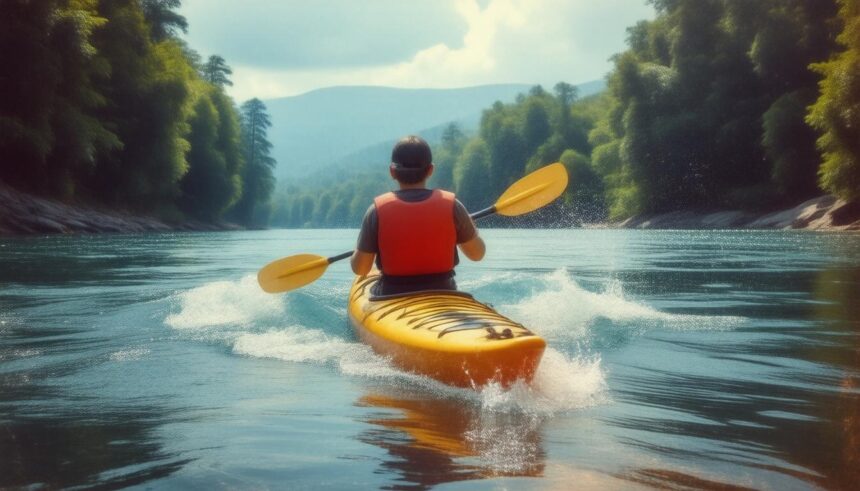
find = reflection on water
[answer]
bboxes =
[1,230,858,489]
[619,468,759,490]
[0,314,192,488]
[1,411,191,489]
[810,265,860,490]
[356,388,544,489]
[609,264,860,490]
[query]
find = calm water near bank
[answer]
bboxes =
[1,229,858,489]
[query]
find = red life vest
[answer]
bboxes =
[374,189,457,276]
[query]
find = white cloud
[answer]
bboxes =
[221,0,653,101]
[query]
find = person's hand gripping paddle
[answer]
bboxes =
[257,162,568,293]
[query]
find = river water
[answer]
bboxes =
[1,229,858,490]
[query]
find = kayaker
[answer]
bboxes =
[350,135,486,295]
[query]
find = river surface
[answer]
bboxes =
[1,229,858,490]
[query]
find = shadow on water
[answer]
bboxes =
[609,265,860,490]
[1,411,193,489]
[617,468,759,490]
[355,388,545,490]
[0,358,193,489]
[0,234,200,287]
[0,314,194,488]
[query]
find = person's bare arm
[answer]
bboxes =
[458,234,485,261]
[351,250,375,275]
[352,204,377,275]
[453,199,484,261]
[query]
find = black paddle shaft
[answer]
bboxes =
[328,251,354,263]
[469,205,497,220]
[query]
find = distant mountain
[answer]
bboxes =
[264,81,606,180]
[320,114,480,179]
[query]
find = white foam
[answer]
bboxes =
[0,348,42,361]
[501,269,743,338]
[163,270,632,415]
[233,328,347,363]
[108,348,150,361]
[230,327,606,415]
[232,327,417,381]
[457,270,531,290]
[476,348,608,414]
[165,275,284,329]
[464,413,543,475]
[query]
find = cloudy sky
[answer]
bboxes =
[180,0,654,101]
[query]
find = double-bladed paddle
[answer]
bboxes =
[258,162,568,293]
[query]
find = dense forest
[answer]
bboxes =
[272,0,860,228]
[0,0,276,227]
[3,0,858,230]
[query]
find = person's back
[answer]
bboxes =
[351,135,485,295]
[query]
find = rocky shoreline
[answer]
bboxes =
[2,183,858,236]
[613,195,860,231]
[0,183,242,236]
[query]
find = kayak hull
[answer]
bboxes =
[348,274,545,388]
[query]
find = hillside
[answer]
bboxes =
[266,81,605,180]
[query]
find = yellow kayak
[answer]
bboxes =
[348,274,546,388]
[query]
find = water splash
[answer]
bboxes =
[501,269,744,340]
[163,271,635,414]
[229,327,606,415]
[477,348,608,414]
[165,275,284,329]
[231,327,411,380]
[108,348,150,362]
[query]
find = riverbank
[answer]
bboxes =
[0,183,242,235]
[3,183,858,235]
[613,195,860,231]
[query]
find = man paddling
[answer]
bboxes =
[350,135,486,295]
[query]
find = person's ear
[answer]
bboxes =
[426,163,435,179]
[389,164,397,180]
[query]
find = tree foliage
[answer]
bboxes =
[807,0,860,200]
[141,0,187,41]
[227,98,277,227]
[202,55,233,87]
[179,83,244,220]
[0,0,118,197]
[274,0,854,228]
[272,87,607,227]
[0,0,269,226]
[589,0,842,216]
[4,0,855,232]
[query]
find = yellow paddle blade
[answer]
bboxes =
[494,162,568,216]
[257,253,331,293]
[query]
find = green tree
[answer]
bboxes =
[87,0,195,210]
[763,91,821,199]
[481,110,526,196]
[453,139,491,209]
[522,97,552,154]
[752,0,839,202]
[590,0,843,216]
[313,191,334,225]
[326,194,351,227]
[202,55,233,87]
[430,123,466,190]
[559,149,606,223]
[299,195,316,227]
[229,98,277,227]
[807,0,860,200]
[178,83,244,220]
[0,0,118,197]
[141,0,187,41]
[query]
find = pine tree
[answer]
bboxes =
[229,98,277,227]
